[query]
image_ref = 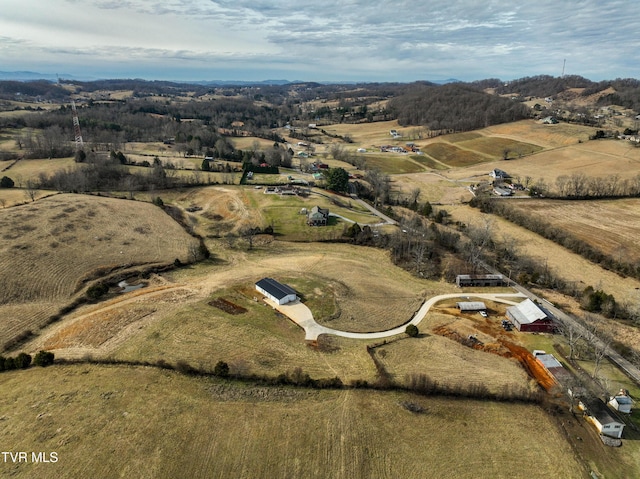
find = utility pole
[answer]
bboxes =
[71,100,84,151]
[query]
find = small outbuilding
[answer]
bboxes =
[506,299,555,333]
[456,274,505,287]
[255,278,298,305]
[456,301,487,312]
[609,390,633,414]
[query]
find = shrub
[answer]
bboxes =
[214,361,230,378]
[405,324,419,337]
[13,353,32,369]
[0,176,14,188]
[86,282,109,300]
[33,350,55,367]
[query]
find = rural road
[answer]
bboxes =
[270,292,526,341]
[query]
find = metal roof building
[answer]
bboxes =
[456,301,487,311]
[255,278,298,305]
[506,299,555,332]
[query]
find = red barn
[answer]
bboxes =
[506,299,555,333]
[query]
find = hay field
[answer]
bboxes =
[318,120,403,146]
[507,198,640,264]
[445,140,640,186]
[376,333,533,395]
[422,143,487,167]
[3,157,76,182]
[483,120,596,147]
[0,365,586,479]
[358,154,425,174]
[0,193,198,350]
[457,136,543,158]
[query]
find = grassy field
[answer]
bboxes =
[507,198,640,264]
[358,154,425,174]
[0,364,586,479]
[457,136,543,159]
[30,241,445,382]
[422,143,488,167]
[0,193,198,351]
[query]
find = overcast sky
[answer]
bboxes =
[1,0,638,82]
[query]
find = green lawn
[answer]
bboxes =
[359,154,425,174]
[422,143,487,167]
[458,137,543,159]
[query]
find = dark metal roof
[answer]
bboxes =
[255,277,297,300]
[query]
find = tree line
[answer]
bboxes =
[388,83,531,132]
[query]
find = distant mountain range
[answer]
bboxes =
[0,71,460,86]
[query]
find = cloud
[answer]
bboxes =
[0,0,638,81]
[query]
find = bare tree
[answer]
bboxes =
[24,180,37,202]
[560,322,585,360]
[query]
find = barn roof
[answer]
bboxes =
[255,277,297,300]
[507,299,548,324]
[457,301,487,311]
[582,398,623,426]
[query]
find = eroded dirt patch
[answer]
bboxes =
[208,297,248,315]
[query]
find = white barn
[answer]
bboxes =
[255,278,298,305]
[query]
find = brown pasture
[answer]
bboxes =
[507,198,640,264]
[0,365,587,479]
[30,241,446,382]
[0,193,198,351]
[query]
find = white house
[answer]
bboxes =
[579,398,625,439]
[609,390,633,414]
[255,278,298,305]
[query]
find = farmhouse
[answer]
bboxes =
[489,169,511,180]
[506,299,555,333]
[456,274,505,287]
[456,301,487,312]
[579,398,625,439]
[307,205,329,226]
[255,278,298,305]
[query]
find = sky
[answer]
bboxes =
[1,0,638,83]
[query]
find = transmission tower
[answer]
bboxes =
[71,100,84,151]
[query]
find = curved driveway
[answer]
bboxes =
[269,292,526,341]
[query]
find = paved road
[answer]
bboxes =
[349,194,397,225]
[269,292,526,341]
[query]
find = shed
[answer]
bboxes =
[255,278,298,305]
[609,390,633,414]
[506,299,555,333]
[579,398,625,439]
[456,274,504,287]
[456,301,487,312]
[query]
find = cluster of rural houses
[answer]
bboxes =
[534,350,632,442]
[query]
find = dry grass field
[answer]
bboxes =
[375,331,534,395]
[507,198,640,264]
[0,193,198,350]
[27,241,448,382]
[0,365,587,479]
[422,142,487,167]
